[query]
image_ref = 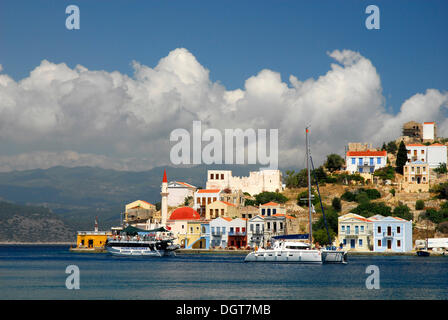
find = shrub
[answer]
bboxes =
[436,221,448,234]
[341,191,356,202]
[352,202,392,218]
[332,197,342,212]
[393,204,412,221]
[415,200,425,210]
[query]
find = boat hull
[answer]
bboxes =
[106,245,175,256]
[244,249,322,263]
[321,250,348,264]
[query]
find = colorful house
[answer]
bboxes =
[209,217,232,248]
[259,202,286,216]
[371,215,413,252]
[193,189,221,216]
[227,218,248,249]
[185,220,210,249]
[166,206,201,248]
[205,200,239,220]
[402,161,430,192]
[338,213,373,251]
[345,150,387,174]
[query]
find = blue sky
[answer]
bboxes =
[1,0,447,112]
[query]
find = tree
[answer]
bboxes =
[313,229,336,245]
[324,154,345,172]
[434,163,448,174]
[415,200,425,210]
[386,141,398,155]
[393,204,412,221]
[396,141,408,174]
[297,189,319,207]
[373,166,395,181]
[332,197,342,212]
[254,192,288,205]
[381,142,387,151]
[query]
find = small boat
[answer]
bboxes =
[416,250,430,257]
[106,226,179,257]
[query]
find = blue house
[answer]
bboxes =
[371,215,412,252]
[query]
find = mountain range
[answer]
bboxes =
[0,164,290,242]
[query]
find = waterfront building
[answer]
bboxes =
[338,213,373,251]
[370,215,413,252]
[209,217,232,248]
[167,181,197,207]
[345,150,387,174]
[184,220,210,249]
[193,189,222,216]
[166,206,201,247]
[247,215,265,248]
[205,200,239,220]
[205,169,283,196]
[259,201,286,216]
[227,218,248,249]
[405,143,447,168]
[75,217,111,250]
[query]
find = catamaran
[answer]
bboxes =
[244,127,347,264]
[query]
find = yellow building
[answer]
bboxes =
[206,200,239,220]
[401,161,430,193]
[338,213,373,251]
[76,231,111,249]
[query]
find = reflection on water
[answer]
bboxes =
[0,245,447,300]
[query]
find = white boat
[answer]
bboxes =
[244,240,322,263]
[244,127,347,264]
[106,226,180,257]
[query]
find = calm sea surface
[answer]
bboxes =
[0,245,447,300]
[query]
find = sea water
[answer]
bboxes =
[0,245,447,300]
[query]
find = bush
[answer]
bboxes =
[436,221,448,234]
[255,192,288,205]
[297,189,320,207]
[341,191,356,202]
[355,192,370,204]
[352,202,392,218]
[393,204,412,221]
[415,200,425,210]
[390,188,396,197]
[332,197,342,212]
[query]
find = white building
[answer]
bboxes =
[193,189,222,216]
[209,217,232,248]
[345,150,387,174]
[167,181,197,207]
[247,215,265,248]
[422,122,436,141]
[406,143,447,168]
[205,169,283,196]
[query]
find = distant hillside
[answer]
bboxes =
[0,164,278,239]
[0,201,74,242]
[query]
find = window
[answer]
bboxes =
[242,227,246,233]
[358,158,363,165]
[359,168,363,173]
[341,225,345,232]
[210,174,214,179]
[370,158,374,165]
[211,227,215,233]
[378,240,382,247]
[279,222,283,230]
[370,167,374,173]
[397,240,401,247]
[355,226,359,234]
[352,158,355,165]
[262,208,265,215]
[236,227,240,233]
[377,226,381,234]
[359,239,363,246]
[222,227,226,234]
[267,222,271,230]
[397,226,401,234]
[377,157,381,164]
[421,150,424,154]
[267,209,271,216]
[343,239,346,245]
[273,209,277,214]
[360,225,364,233]
[221,174,224,179]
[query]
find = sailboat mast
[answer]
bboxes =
[306,127,313,245]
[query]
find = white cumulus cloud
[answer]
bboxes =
[0,48,447,172]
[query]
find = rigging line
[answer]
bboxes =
[310,155,332,246]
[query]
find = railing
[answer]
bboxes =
[251,230,264,235]
[211,230,224,236]
[228,231,246,236]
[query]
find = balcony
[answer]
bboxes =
[344,231,359,238]
[383,232,394,239]
[211,230,224,236]
[251,230,264,235]
[228,231,246,236]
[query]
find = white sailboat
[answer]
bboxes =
[244,127,347,264]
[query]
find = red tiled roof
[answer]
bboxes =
[273,213,296,219]
[406,144,425,147]
[346,150,387,157]
[168,207,200,220]
[261,201,281,206]
[221,217,232,222]
[220,201,236,207]
[175,181,196,188]
[423,122,435,124]
[197,189,221,194]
